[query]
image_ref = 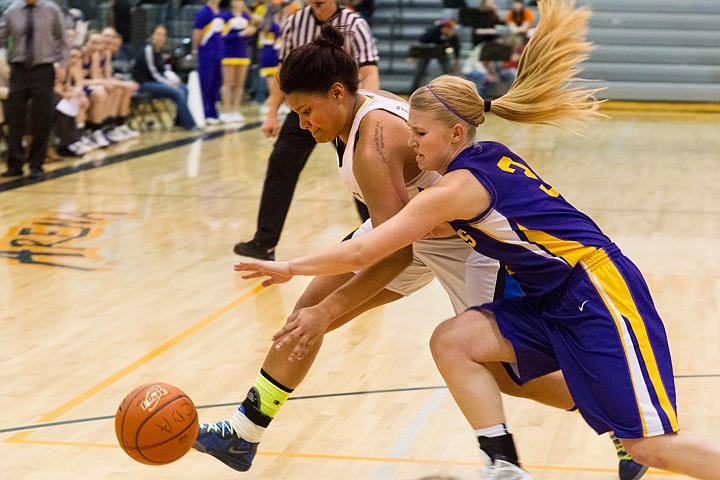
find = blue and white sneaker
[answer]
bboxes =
[611,433,649,480]
[194,420,258,472]
[194,387,272,472]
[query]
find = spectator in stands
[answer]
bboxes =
[465,32,525,99]
[409,18,461,92]
[80,31,115,147]
[65,42,103,152]
[507,0,534,38]
[109,30,133,75]
[53,45,93,156]
[192,0,225,124]
[472,0,503,46]
[0,0,68,180]
[83,30,130,143]
[219,0,256,123]
[101,27,140,140]
[133,24,197,130]
[498,33,526,84]
[462,43,488,96]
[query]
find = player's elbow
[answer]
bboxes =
[351,239,400,270]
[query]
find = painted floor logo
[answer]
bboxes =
[0,211,127,270]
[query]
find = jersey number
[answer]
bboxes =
[456,229,477,247]
[497,156,559,197]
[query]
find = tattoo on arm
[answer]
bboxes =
[373,122,387,164]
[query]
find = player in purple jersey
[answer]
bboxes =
[235,1,720,479]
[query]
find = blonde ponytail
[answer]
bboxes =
[409,0,605,134]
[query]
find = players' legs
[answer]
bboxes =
[194,272,405,471]
[431,309,518,429]
[621,433,720,479]
[261,274,404,389]
[430,308,529,473]
[487,363,574,410]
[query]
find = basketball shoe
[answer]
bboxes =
[194,388,272,472]
[611,433,649,480]
[194,419,258,471]
[480,459,532,479]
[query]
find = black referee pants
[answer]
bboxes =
[6,64,55,173]
[252,110,369,248]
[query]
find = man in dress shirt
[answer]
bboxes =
[0,0,68,179]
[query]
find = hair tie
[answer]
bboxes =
[484,99,492,112]
[426,85,479,127]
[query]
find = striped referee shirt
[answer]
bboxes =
[279,6,378,67]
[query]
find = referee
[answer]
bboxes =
[233,0,379,261]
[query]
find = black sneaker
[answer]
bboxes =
[27,169,45,180]
[233,240,275,261]
[1,168,23,177]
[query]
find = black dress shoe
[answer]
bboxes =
[233,240,276,261]
[27,169,45,180]
[1,168,23,177]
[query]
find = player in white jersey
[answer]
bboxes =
[340,91,500,312]
[196,24,646,479]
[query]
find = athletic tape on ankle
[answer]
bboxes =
[230,409,266,443]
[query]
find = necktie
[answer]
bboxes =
[25,4,34,68]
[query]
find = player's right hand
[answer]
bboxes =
[261,115,280,138]
[234,260,293,287]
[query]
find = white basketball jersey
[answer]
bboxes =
[337,91,440,204]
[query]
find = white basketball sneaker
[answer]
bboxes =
[480,459,532,480]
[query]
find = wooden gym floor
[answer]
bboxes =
[1,103,719,479]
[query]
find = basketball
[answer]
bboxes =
[115,382,199,465]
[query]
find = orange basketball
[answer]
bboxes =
[115,382,199,465]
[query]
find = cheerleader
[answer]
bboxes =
[219,0,256,123]
[192,0,226,123]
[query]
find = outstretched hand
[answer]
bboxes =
[234,260,293,287]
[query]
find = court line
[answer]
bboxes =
[372,389,447,479]
[3,435,679,476]
[0,386,449,434]
[5,373,714,435]
[0,123,262,193]
[5,283,265,442]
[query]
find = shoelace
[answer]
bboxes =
[204,421,236,438]
[611,434,632,461]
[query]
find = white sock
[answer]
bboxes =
[474,423,510,438]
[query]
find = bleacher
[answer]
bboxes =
[62,0,719,103]
[375,0,720,102]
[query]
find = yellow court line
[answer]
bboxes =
[15,285,265,429]
[600,100,720,113]
[4,436,681,476]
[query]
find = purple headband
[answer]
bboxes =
[425,85,479,127]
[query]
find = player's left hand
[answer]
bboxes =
[234,260,293,287]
